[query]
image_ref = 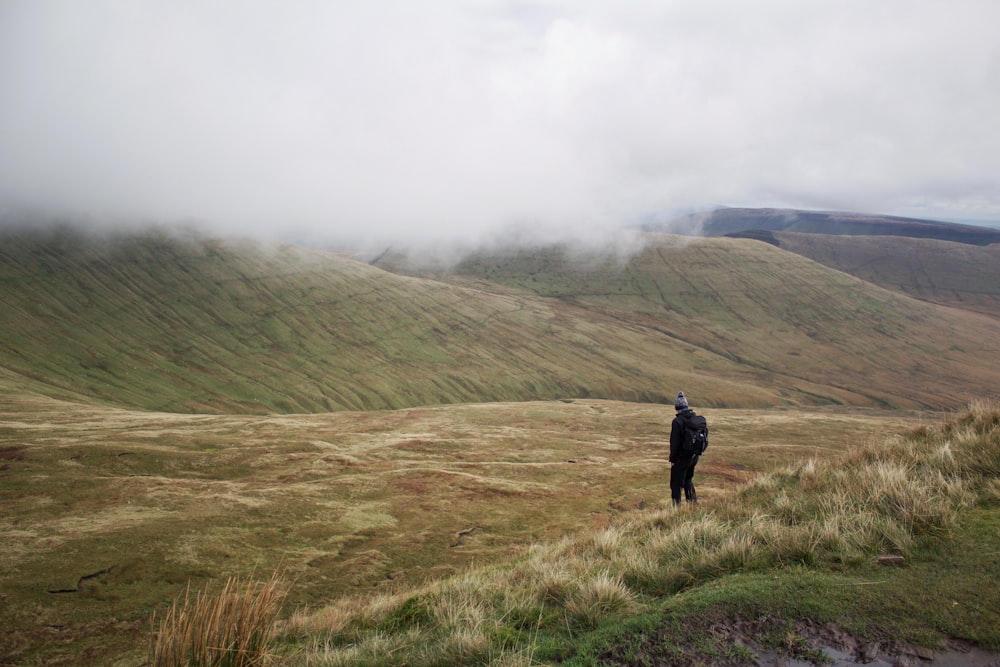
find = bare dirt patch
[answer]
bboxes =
[600,616,1000,667]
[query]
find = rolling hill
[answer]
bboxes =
[760,231,1000,319]
[0,227,780,412]
[2,224,999,413]
[377,235,1000,410]
[3,222,1000,665]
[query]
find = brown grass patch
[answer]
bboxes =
[0,393,930,665]
[148,571,288,667]
[0,445,27,461]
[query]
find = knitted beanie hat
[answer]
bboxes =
[674,391,689,410]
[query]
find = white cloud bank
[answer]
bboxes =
[1,0,998,244]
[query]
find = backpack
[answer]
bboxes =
[680,413,709,457]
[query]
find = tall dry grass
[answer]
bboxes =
[149,570,288,667]
[243,401,1000,665]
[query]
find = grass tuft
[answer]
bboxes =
[148,570,288,667]
[564,571,638,628]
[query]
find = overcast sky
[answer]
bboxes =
[1,1,998,245]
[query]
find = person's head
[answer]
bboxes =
[674,391,689,411]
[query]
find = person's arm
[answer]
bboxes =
[669,418,680,463]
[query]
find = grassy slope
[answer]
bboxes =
[581,403,1000,667]
[585,509,1000,667]
[0,228,789,413]
[400,234,1000,409]
[4,228,1000,413]
[3,226,1000,664]
[773,231,1000,319]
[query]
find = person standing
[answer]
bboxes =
[669,391,707,507]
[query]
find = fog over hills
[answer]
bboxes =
[3,3,1000,663]
[3,3,1000,243]
[2,222,998,413]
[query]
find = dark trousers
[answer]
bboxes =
[670,455,698,505]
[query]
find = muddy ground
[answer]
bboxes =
[599,616,1000,667]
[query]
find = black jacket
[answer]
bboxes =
[670,407,698,463]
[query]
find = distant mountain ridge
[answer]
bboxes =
[655,207,1000,245]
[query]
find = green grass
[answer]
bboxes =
[590,402,1000,661]
[574,507,1000,666]
[3,225,1000,665]
[4,227,1000,415]
[383,235,1000,410]
[775,231,1000,319]
[0,228,785,413]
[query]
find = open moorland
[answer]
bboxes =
[0,392,943,665]
[1,219,999,665]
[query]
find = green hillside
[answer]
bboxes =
[770,231,1000,319]
[381,234,1000,409]
[0,227,783,413]
[3,226,999,413]
[3,224,1000,665]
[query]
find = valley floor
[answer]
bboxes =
[0,394,941,665]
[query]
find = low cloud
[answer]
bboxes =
[2,1,999,246]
